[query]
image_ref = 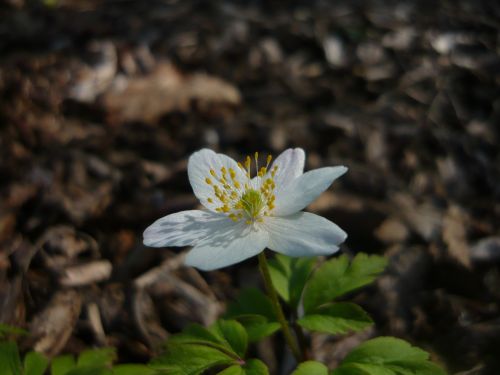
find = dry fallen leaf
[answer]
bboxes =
[28,290,82,357]
[101,62,241,124]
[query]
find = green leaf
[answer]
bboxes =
[303,254,387,313]
[226,289,276,321]
[23,352,49,375]
[297,303,373,335]
[218,366,243,375]
[210,320,248,358]
[226,290,280,342]
[268,254,316,309]
[77,348,116,367]
[168,321,246,360]
[152,343,237,375]
[0,341,22,375]
[112,364,159,375]
[50,355,76,375]
[385,360,448,375]
[241,359,269,375]
[333,363,395,375]
[65,367,113,375]
[0,324,27,339]
[217,359,269,375]
[332,337,447,375]
[343,337,428,363]
[231,315,280,342]
[291,361,328,375]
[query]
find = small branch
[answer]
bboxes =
[258,251,302,362]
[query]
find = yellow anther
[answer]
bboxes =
[245,156,251,170]
[271,166,278,177]
[266,154,272,166]
[237,162,245,170]
[229,168,236,179]
[234,181,241,189]
[205,177,212,185]
[258,167,266,177]
[221,167,227,175]
[246,220,252,225]
[229,213,238,222]
[207,198,213,203]
[210,169,216,177]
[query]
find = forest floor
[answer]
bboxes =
[1,0,500,374]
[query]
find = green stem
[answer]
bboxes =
[258,251,302,362]
[293,322,309,360]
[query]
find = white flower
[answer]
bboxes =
[143,148,347,271]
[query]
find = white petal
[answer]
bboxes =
[185,225,269,271]
[265,212,346,257]
[268,148,305,193]
[273,166,347,216]
[188,149,247,212]
[143,210,237,248]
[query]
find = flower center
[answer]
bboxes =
[239,189,265,219]
[204,152,278,224]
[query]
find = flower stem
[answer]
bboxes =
[257,251,302,362]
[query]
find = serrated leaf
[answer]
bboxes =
[268,254,316,309]
[226,289,276,321]
[169,320,247,360]
[77,348,116,367]
[210,320,248,358]
[386,360,447,375]
[303,254,387,313]
[24,351,49,375]
[332,337,447,375]
[225,315,279,342]
[0,341,22,375]
[291,361,328,375]
[152,343,237,375]
[297,303,373,335]
[112,364,159,375]
[50,355,76,375]
[226,290,280,342]
[243,322,280,343]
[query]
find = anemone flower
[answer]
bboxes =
[143,148,347,271]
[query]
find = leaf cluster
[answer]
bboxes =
[0,253,447,375]
[291,337,446,375]
[0,338,160,375]
[151,319,268,374]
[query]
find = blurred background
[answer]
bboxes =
[1,0,500,373]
